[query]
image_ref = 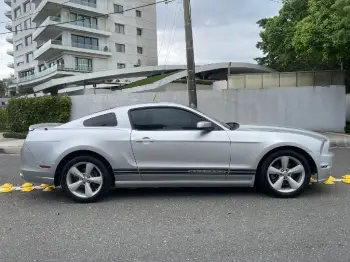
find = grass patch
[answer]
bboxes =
[3,132,28,139]
[126,71,180,88]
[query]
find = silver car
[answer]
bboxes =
[20,102,333,202]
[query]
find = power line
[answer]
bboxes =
[163,0,181,66]
[0,0,176,36]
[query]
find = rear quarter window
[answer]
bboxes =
[83,112,118,127]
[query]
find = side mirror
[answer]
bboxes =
[197,121,214,131]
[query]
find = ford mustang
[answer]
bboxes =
[20,102,333,202]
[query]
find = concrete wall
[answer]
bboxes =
[228,71,345,89]
[70,85,346,132]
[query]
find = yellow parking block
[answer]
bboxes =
[324,176,336,185]
[0,183,55,193]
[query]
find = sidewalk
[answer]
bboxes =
[0,133,24,154]
[0,132,349,155]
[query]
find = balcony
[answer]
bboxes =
[32,0,106,23]
[17,64,90,84]
[4,0,11,7]
[7,62,14,69]
[34,39,112,61]
[5,22,12,31]
[6,49,14,56]
[5,35,13,44]
[33,16,111,41]
[4,10,12,19]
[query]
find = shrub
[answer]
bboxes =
[345,122,350,134]
[0,109,9,131]
[7,96,71,133]
[3,132,27,139]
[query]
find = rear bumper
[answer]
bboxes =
[20,143,55,184]
[315,152,334,182]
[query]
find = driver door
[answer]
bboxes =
[129,106,231,181]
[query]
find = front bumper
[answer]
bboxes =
[315,152,334,182]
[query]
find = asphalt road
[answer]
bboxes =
[0,149,350,262]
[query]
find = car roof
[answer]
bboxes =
[115,102,188,111]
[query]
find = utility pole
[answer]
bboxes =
[183,0,197,108]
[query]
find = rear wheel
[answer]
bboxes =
[258,150,311,198]
[61,155,112,203]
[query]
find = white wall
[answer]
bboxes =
[70,85,346,132]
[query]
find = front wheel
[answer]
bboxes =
[258,150,311,198]
[61,155,112,203]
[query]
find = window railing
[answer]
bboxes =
[71,20,98,29]
[72,42,99,50]
[70,0,97,8]
[18,64,58,83]
[51,40,63,45]
[57,65,92,72]
[49,16,61,22]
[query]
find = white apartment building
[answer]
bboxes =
[5,0,158,92]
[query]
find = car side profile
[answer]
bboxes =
[20,102,333,202]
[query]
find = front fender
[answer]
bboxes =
[253,141,318,169]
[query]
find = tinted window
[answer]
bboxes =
[83,113,117,127]
[129,107,213,131]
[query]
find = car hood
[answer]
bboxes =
[237,124,329,142]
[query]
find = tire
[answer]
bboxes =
[257,150,311,198]
[61,155,112,203]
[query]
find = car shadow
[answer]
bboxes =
[36,183,335,204]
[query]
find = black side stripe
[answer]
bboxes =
[113,169,256,175]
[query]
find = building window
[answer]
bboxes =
[24,18,31,29]
[16,43,23,50]
[117,63,125,69]
[71,0,96,8]
[71,34,99,50]
[114,4,123,14]
[75,57,93,71]
[17,61,24,66]
[25,35,32,46]
[115,23,125,34]
[70,12,97,29]
[136,10,141,17]
[23,1,31,12]
[137,28,143,36]
[19,68,34,78]
[26,52,33,63]
[14,7,21,18]
[137,46,143,54]
[15,24,22,35]
[115,43,125,53]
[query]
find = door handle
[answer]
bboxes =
[135,137,154,143]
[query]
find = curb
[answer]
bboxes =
[330,139,350,148]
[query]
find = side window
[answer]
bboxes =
[129,107,213,131]
[83,113,117,127]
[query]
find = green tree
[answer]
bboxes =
[255,0,311,71]
[256,0,347,71]
[292,0,348,68]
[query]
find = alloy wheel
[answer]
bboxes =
[267,156,306,194]
[66,162,103,199]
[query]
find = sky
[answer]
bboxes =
[0,0,282,80]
